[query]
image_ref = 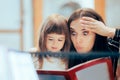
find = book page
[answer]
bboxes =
[76,62,110,80]
[8,51,39,80]
[38,74,66,80]
[0,46,12,80]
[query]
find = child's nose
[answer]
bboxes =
[53,40,57,45]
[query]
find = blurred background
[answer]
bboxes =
[0,0,120,51]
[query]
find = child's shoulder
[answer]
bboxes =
[29,47,39,52]
[29,47,42,69]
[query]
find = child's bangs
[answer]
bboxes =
[46,24,66,35]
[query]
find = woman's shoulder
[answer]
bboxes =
[107,38,119,52]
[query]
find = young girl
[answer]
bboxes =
[37,14,70,70]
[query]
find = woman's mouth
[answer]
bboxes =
[76,46,83,51]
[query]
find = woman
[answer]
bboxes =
[67,8,119,78]
[80,16,120,80]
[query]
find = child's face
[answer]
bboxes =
[46,33,65,52]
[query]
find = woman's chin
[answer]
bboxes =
[76,50,89,54]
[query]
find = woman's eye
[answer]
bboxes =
[70,31,76,36]
[83,31,88,36]
[58,39,63,41]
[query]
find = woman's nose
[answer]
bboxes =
[76,35,82,43]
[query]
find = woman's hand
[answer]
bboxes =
[80,17,115,38]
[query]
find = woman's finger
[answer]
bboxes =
[80,20,95,26]
[81,17,96,22]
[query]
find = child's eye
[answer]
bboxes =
[48,38,53,41]
[83,31,88,36]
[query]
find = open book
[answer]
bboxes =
[0,46,39,80]
[37,58,114,80]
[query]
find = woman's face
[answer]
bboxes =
[70,18,96,53]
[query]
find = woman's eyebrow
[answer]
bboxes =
[81,28,86,31]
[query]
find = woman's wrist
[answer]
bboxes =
[107,27,116,38]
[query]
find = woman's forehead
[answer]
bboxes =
[70,18,82,27]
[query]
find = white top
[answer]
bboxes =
[41,57,67,71]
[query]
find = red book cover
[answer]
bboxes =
[37,58,114,80]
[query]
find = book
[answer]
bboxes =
[0,46,39,80]
[37,58,114,80]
